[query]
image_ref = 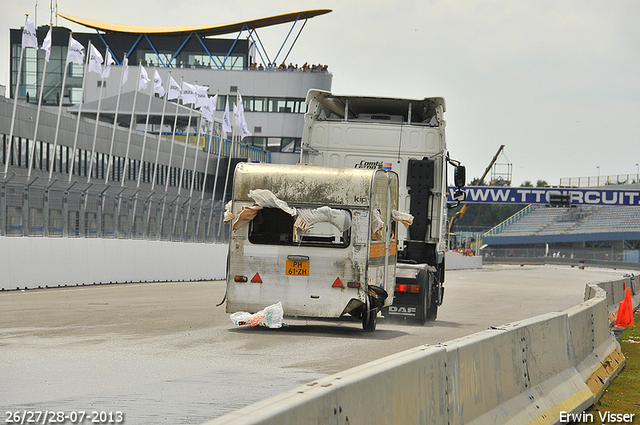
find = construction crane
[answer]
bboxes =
[448,144,505,236]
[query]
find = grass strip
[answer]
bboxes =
[577,316,639,424]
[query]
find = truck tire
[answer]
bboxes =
[415,287,429,325]
[425,273,439,321]
[425,289,438,321]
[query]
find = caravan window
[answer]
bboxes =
[248,207,351,248]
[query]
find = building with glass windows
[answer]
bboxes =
[8,9,332,160]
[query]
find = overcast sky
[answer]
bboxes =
[2,0,639,186]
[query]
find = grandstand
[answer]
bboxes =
[482,200,640,262]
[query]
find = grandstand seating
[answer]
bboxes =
[485,204,640,238]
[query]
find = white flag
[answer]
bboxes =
[181,81,197,105]
[236,93,251,140]
[138,65,150,91]
[200,97,213,122]
[22,17,38,49]
[236,93,245,124]
[122,57,129,85]
[195,84,209,108]
[167,76,181,100]
[101,50,115,79]
[41,27,52,62]
[88,45,104,75]
[209,94,218,112]
[153,70,165,97]
[66,35,85,65]
[222,96,232,133]
[233,102,241,127]
[240,119,252,140]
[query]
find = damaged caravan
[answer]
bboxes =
[225,163,409,331]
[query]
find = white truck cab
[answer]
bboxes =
[299,90,466,323]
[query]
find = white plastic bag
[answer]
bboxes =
[371,209,384,240]
[392,209,414,228]
[295,206,352,232]
[248,189,297,216]
[230,302,284,329]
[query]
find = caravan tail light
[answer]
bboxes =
[234,275,248,282]
[395,283,420,293]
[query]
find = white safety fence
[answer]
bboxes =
[0,237,227,290]
[205,276,638,425]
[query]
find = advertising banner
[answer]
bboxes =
[447,186,640,206]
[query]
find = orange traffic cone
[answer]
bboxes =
[615,287,635,328]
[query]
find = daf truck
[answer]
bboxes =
[299,90,466,323]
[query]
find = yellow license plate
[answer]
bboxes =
[286,260,309,276]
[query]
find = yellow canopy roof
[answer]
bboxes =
[57,9,331,36]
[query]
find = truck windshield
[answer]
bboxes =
[248,207,351,248]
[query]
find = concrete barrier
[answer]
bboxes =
[567,286,624,402]
[445,313,593,425]
[204,275,633,425]
[0,236,227,290]
[445,251,483,270]
[209,345,449,425]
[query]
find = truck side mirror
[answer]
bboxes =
[454,166,466,188]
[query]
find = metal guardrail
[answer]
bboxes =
[560,173,640,187]
[483,204,534,237]
[0,179,230,243]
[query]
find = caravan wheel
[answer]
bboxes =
[362,296,377,332]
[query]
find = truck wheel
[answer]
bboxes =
[425,285,438,321]
[416,288,429,325]
[362,296,377,332]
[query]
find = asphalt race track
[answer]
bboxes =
[0,264,635,424]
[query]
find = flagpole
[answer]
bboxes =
[28,26,51,178]
[189,107,204,198]
[48,34,75,179]
[207,90,221,240]
[196,111,215,239]
[200,117,214,201]
[104,54,127,185]
[121,62,143,187]
[130,66,156,237]
[66,40,94,182]
[177,106,194,196]
[218,97,236,239]
[83,44,109,184]
[172,100,193,239]
[183,107,203,241]
[151,70,170,191]
[147,70,169,236]
[135,66,156,188]
[164,76,183,193]
[4,17,28,176]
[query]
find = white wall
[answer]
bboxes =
[445,251,483,270]
[0,237,227,290]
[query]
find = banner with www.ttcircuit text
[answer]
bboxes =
[447,186,640,206]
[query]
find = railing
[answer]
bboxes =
[560,173,640,187]
[0,179,230,243]
[483,204,535,237]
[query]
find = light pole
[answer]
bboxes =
[597,166,600,186]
